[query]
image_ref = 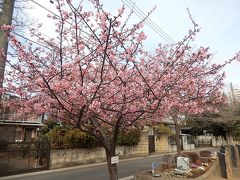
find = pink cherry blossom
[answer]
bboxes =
[1,1,240,179]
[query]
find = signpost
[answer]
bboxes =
[111,156,119,164]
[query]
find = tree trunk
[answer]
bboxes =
[173,116,182,156]
[105,147,118,180]
[175,123,182,156]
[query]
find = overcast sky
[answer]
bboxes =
[26,0,240,88]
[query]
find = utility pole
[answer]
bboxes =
[0,0,15,87]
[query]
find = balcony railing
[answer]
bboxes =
[0,113,26,121]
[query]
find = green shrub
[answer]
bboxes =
[40,128,99,149]
[118,128,141,146]
[44,130,64,149]
[40,119,59,135]
[154,124,173,136]
[64,129,99,148]
[39,122,141,148]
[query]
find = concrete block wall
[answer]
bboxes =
[168,145,177,152]
[196,135,213,142]
[211,136,240,147]
[50,147,106,168]
[212,136,227,147]
[50,131,149,169]
[183,144,195,151]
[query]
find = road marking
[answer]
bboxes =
[119,175,134,180]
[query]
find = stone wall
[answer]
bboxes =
[50,131,149,169]
[116,131,149,158]
[155,134,177,153]
[155,133,195,153]
[155,134,169,153]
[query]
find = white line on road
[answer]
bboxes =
[119,175,134,180]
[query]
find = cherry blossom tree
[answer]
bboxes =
[164,15,240,156]
[1,1,167,179]
[1,1,240,179]
[168,62,227,156]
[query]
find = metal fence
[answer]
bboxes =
[0,141,51,176]
[195,139,212,147]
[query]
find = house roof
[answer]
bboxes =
[0,120,45,127]
[2,91,20,98]
[161,117,175,125]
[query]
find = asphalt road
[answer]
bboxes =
[0,147,217,180]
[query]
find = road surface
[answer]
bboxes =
[0,147,217,180]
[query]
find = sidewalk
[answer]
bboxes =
[229,167,240,180]
[211,167,240,180]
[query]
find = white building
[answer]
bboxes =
[225,83,240,104]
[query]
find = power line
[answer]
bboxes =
[123,0,174,44]
[122,0,175,44]
[10,32,79,63]
[30,0,59,19]
[12,32,53,50]
[27,0,176,54]
[128,0,175,43]
[31,0,175,44]
[124,0,199,57]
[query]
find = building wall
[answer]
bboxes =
[227,83,240,105]
[0,126,16,142]
[0,125,38,142]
